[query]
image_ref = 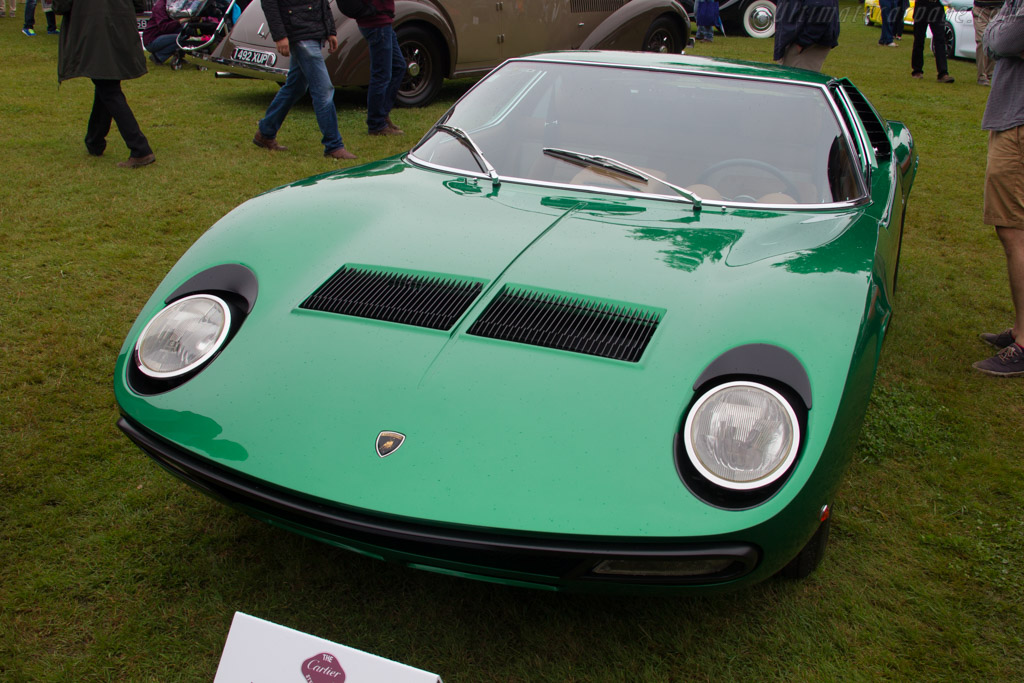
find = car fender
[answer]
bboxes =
[328,0,455,87]
[578,0,689,51]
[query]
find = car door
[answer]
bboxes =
[499,0,621,57]
[445,0,503,70]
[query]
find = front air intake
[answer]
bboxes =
[467,288,661,362]
[300,266,483,331]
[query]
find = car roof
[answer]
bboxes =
[509,51,836,87]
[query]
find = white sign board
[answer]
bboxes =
[215,612,442,683]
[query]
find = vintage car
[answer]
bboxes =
[678,0,777,38]
[136,0,153,34]
[115,51,916,593]
[200,0,690,106]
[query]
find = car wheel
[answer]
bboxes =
[742,0,776,38]
[944,20,955,58]
[779,516,831,579]
[642,16,684,53]
[396,25,444,108]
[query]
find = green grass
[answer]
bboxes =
[2,5,1023,680]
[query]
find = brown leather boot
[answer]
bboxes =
[117,153,156,168]
[324,146,357,160]
[253,130,288,151]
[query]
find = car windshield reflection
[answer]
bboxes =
[411,60,865,206]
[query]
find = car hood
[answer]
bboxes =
[116,158,883,538]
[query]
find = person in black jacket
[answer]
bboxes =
[253,0,356,159]
[56,0,155,168]
[772,0,840,72]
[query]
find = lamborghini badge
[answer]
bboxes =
[376,431,405,457]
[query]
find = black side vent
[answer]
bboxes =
[300,267,483,331]
[842,85,892,162]
[468,288,661,363]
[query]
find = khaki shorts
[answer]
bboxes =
[984,126,1024,230]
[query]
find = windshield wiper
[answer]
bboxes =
[543,147,702,212]
[434,124,500,188]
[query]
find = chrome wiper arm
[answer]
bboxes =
[543,147,648,182]
[543,147,702,212]
[435,124,500,188]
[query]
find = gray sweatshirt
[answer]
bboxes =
[982,0,1024,131]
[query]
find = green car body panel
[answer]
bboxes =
[115,53,917,592]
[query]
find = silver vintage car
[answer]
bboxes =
[202,0,691,106]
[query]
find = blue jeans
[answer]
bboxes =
[145,34,179,63]
[359,25,406,132]
[879,0,900,44]
[258,39,344,154]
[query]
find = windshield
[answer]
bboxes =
[411,61,864,206]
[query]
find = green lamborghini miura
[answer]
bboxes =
[115,52,917,593]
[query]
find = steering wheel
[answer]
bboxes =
[696,158,802,203]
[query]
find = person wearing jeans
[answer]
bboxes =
[254,0,356,159]
[356,0,405,135]
[878,0,901,46]
[143,0,184,64]
[22,0,57,35]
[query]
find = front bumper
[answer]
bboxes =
[119,415,761,592]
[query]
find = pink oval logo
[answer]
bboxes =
[302,652,346,683]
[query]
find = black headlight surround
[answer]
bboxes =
[676,344,811,510]
[126,264,257,396]
[675,376,808,510]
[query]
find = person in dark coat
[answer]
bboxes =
[56,0,155,168]
[772,0,840,72]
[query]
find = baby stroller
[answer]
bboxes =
[168,0,245,57]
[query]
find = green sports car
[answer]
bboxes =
[115,52,917,593]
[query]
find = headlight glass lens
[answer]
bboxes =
[135,294,231,378]
[684,381,800,490]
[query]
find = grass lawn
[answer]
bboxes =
[1,3,1022,680]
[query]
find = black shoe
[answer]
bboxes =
[973,343,1024,377]
[980,329,1016,349]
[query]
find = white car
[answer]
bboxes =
[932,0,977,60]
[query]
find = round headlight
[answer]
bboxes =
[135,294,231,379]
[683,381,800,491]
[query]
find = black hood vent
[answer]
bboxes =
[468,288,661,363]
[300,266,483,331]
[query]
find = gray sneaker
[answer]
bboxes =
[973,343,1024,377]
[980,328,1016,349]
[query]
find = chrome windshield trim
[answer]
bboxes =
[405,156,871,212]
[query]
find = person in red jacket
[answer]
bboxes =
[356,0,405,135]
